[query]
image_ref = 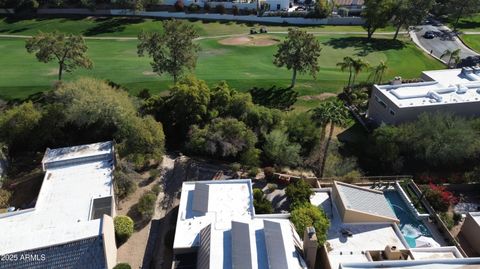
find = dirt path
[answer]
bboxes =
[116,156,176,269]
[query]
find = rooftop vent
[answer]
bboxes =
[457,84,468,94]
[391,76,402,85]
[462,67,474,75]
[473,66,480,74]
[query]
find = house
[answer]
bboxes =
[332,0,364,15]
[0,141,117,269]
[366,67,480,125]
[172,179,308,269]
[459,212,480,256]
[310,181,480,269]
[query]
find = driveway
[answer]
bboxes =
[412,23,478,62]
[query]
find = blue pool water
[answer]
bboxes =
[384,190,432,248]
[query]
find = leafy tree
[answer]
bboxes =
[362,0,395,39]
[263,129,301,167]
[187,118,259,165]
[55,78,165,161]
[369,61,388,84]
[0,102,42,154]
[138,19,200,83]
[285,179,313,209]
[284,112,320,157]
[253,188,273,214]
[445,0,480,31]
[290,203,330,244]
[369,125,404,173]
[114,216,134,243]
[113,263,132,269]
[391,0,434,40]
[313,0,332,18]
[249,86,299,110]
[137,191,157,220]
[159,76,211,140]
[440,49,461,68]
[273,28,322,88]
[242,105,283,137]
[25,32,92,80]
[311,100,349,177]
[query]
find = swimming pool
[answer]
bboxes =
[384,190,432,248]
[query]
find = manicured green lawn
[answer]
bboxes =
[461,34,480,53]
[0,34,444,104]
[0,16,395,37]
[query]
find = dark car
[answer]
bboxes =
[423,31,435,39]
[295,6,306,11]
[260,27,268,33]
[250,28,258,34]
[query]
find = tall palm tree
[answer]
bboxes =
[369,61,388,84]
[441,49,461,68]
[351,58,370,86]
[310,99,349,178]
[337,56,355,88]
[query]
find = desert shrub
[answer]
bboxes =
[0,189,12,208]
[149,169,160,180]
[453,212,462,224]
[248,167,259,178]
[114,170,137,200]
[152,183,161,196]
[230,162,241,173]
[114,263,132,269]
[253,188,273,214]
[267,183,278,192]
[439,212,455,230]
[137,191,157,220]
[215,4,225,14]
[174,0,184,11]
[188,3,200,12]
[114,216,134,243]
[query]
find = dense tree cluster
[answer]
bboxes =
[142,76,334,169]
[253,188,273,214]
[0,78,165,165]
[290,203,329,244]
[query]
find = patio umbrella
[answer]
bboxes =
[415,236,440,248]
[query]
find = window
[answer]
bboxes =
[389,109,396,116]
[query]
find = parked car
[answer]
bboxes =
[423,31,435,39]
[295,6,306,11]
[260,27,268,33]
[250,28,258,34]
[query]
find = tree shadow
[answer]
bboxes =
[84,17,145,36]
[455,19,480,31]
[323,37,405,57]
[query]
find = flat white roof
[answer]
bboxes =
[0,142,114,254]
[469,212,480,226]
[42,141,113,164]
[311,191,407,269]
[375,68,480,108]
[341,258,480,269]
[173,179,255,249]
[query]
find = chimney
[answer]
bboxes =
[391,76,402,85]
[303,227,318,269]
[384,245,403,260]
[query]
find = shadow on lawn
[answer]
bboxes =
[84,17,145,36]
[323,36,405,56]
[456,19,480,31]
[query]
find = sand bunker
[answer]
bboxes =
[218,36,279,47]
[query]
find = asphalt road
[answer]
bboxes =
[414,24,478,61]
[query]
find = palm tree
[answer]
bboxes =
[351,58,370,86]
[440,49,461,68]
[337,56,355,88]
[369,61,388,84]
[310,99,349,178]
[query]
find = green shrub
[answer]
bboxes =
[248,167,259,178]
[114,216,134,243]
[267,183,277,192]
[439,212,454,230]
[149,169,160,180]
[263,167,275,181]
[290,204,330,244]
[453,212,462,224]
[0,189,12,208]
[230,162,241,173]
[114,170,137,200]
[137,191,157,220]
[253,188,273,214]
[285,179,313,209]
[113,263,132,269]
